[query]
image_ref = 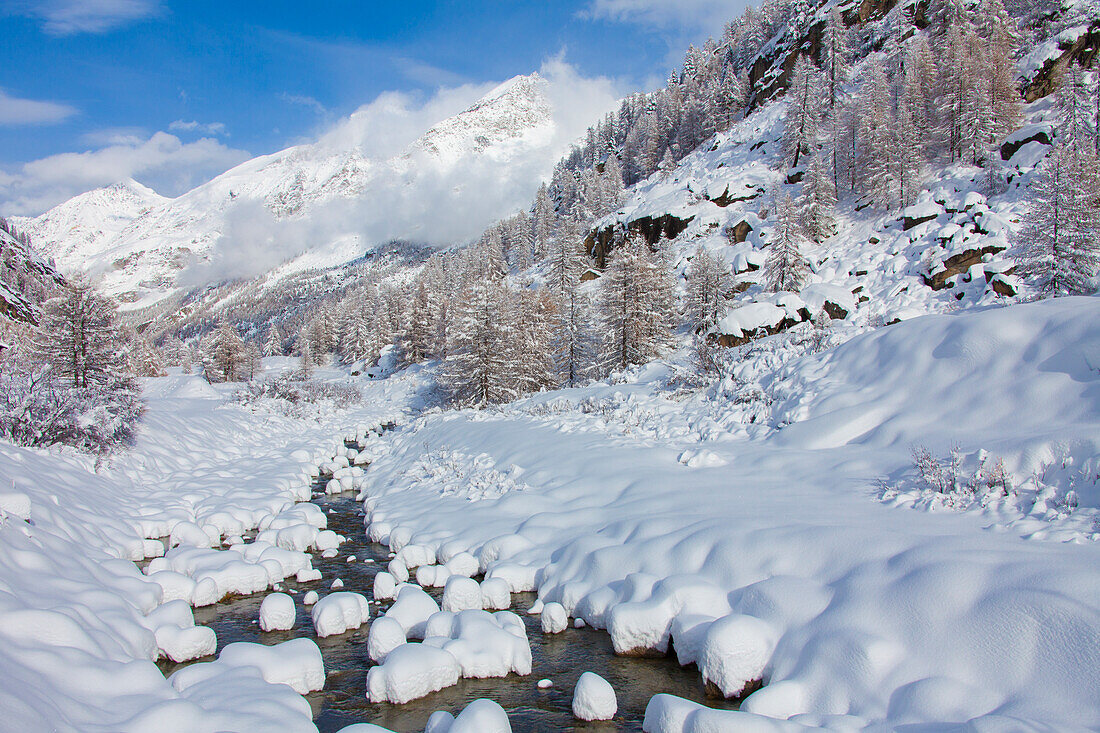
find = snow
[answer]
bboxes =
[383,583,441,638]
[355,296,1100,730]
[448,698,513,732]
[373,570,398,600]
[573,671,617,721]
[170,638,325,695]
[540,601,568,633]
[698,614,777,698]
[366,642,461,703]
[0,363,417,731]
[424,609,532,678]
[442,575,483,612]
[367,615,407,663]
[311,591,370,637]
[259,592,296,632]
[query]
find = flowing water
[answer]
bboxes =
[159,482,739,731]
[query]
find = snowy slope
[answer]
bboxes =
[358,296,1100,731]
[12,74,564,310]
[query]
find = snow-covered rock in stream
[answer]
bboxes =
[259,592,296,632]
[143,599,217,662]
[383,584,440,638]
[573,672,617,721]
[367,615,407,663]
[171,638,325,696]
[442,576,482,612]
[540,602,568,634]
[366,643,461,704]
[311,592,370,637]
[423,609,532,678]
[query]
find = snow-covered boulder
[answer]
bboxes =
[366,643,461,703]
[442,576,483,612]
[384,584,440,638]
[480,577,511,610]
[171,638,325,695]
[450,699,512,733]
[425,609,532,679]
[259,592,296,632]
[573,672,617,721]
[699,614,777,698]
[540,602,568,634]
[373,571,397,601]
[368,615,407,663]
[311,592,370,637]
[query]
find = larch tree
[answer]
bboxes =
[687,245,732,332]
[202,320,247,383]
[821,9,851,110]
[764,195,813,293]
[35,280,130,389]
[597,236,676,372]
[782,55,822,170]
[800,151,838,242]
[1014,145,1100,296]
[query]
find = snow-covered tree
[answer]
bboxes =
[34,280,130,389]
[800,151,838,242]
[597,236,676,372]
[400,280,434,365]
[857,63,897,208]
[1014,145,1100,296]
[201,321,247,383]
[764,195,812,293]
[687,245,731,331]
[440,280,517,407]
[783,55,822,169]
[1057,64,1095,154]
[821,9,851,109]
[127,332,166,378]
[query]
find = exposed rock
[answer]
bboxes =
[923,245,1006,290]
[1001,128,1052,161]
[823,301,849,320]
[580,269,601,282]
[586,213,695,268]
[728,219,754,243]
[1023,23,1100,102]
[713,307,813,348]
[705,185,762,207]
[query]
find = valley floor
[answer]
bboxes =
[1,298,1099,731]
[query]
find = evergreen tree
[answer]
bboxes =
[857,64,897,208]
[440,280,517,407]
[764,195,812,293]
[821,9,851,109]
[400,280,434,365]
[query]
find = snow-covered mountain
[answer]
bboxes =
[12,74,565,310]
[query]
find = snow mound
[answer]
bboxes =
[368,615,407,663]
[449,698,512,732]
[311,592,370,637]
[146,541,314,606]
[424,609,532,678]
[698,614,777,698]
[442,575,483,612]
[573,671,617,721]
[373,571,397,600]
[366,643,461,703]
[144,599,217,662]
[540,602,568,633]
[259,592,296,632]
[170,638,325,695]
[384,584,441,638]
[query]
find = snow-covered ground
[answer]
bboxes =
[359,296,1100,731]
[0,362,424,732]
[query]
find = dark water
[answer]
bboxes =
[159,485,739,731]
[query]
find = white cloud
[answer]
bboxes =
[280,93,329,117]
[169,120,228,136]
[0,89,78,125]
[9,0,161,35]
[582,0,738,33]
[0,131,250,215]
[187,58,626,283]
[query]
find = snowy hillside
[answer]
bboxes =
[0,220,62,325]
[10,73,574,311]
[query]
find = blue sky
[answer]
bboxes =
[0,0,744,215]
